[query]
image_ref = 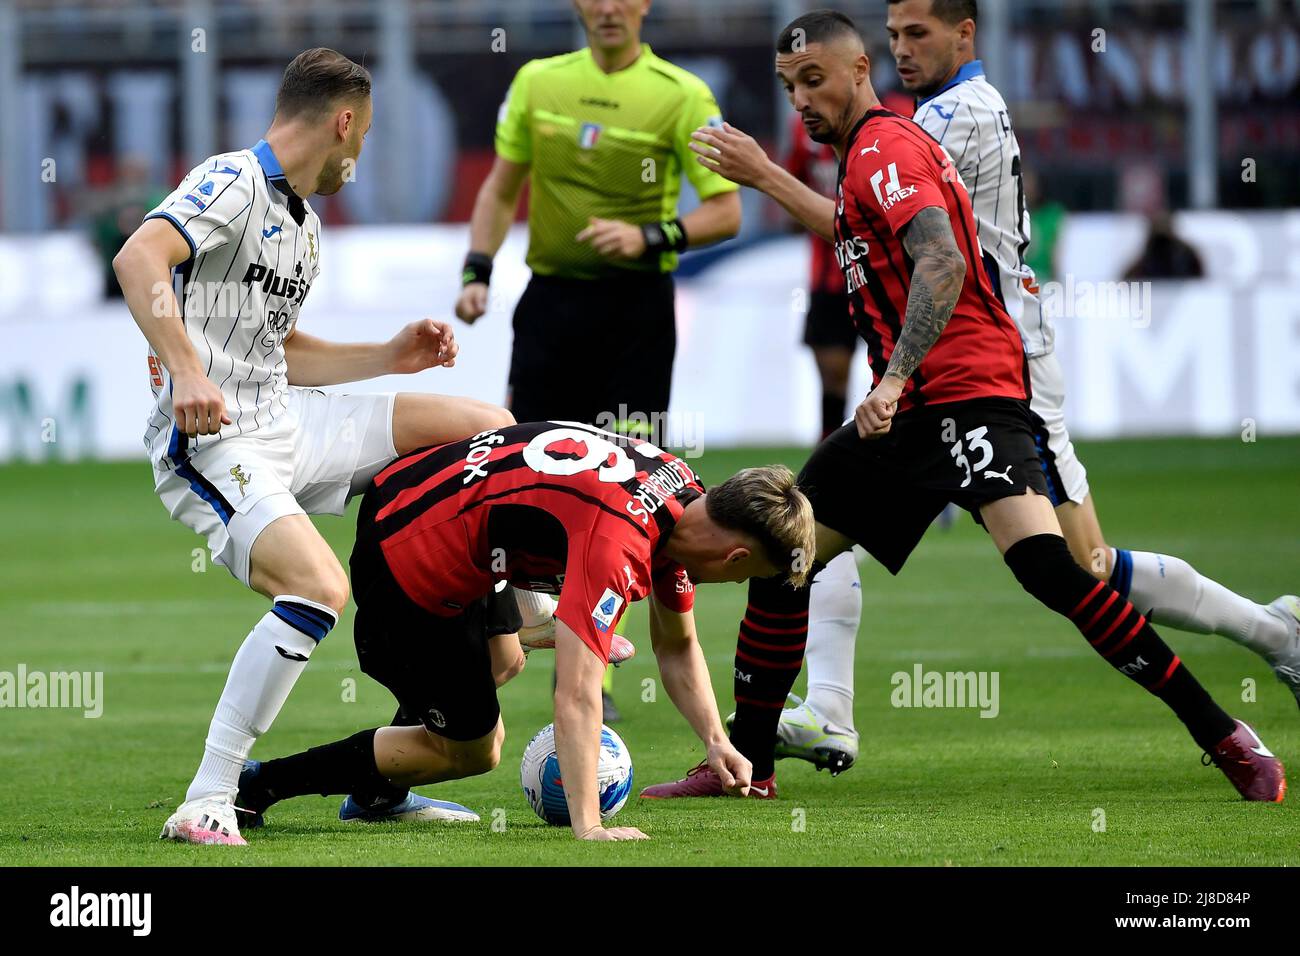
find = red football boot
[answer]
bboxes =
[1205,719,1286,802]
[639,761,777,799]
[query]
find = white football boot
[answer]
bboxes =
[519,618,636,665]
[1264,595,1300,708]
[518,619,557,652]
[160,794,246,845]
[725,693,859,776]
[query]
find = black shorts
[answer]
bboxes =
[509,271,676,444]
[348,542,522,741]
[799,397,1050,575]
[802,291,858,351]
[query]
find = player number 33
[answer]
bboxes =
[948,424,994,488]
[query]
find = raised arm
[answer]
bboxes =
[281,318,458,387]
[689,122,836,242]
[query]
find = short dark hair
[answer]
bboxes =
[885,0,979,26]
[275,48,371,119]
[777,9,863,54]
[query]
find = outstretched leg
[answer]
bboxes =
[986,492,1284,802]
[1057,495,1299,702]
[239,720,503,820]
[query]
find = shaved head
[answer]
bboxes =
[777,9,863,55]
[775,10,877,149]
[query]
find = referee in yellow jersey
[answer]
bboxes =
[454,0,741,721]
[455,0,740,431]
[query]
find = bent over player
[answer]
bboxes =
[113,49,513,845]
[644,11,1284,802]
[235,421,815,840]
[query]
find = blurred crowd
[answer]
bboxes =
[5,0,1295,293]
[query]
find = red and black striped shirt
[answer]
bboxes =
[834,108,1028,413]
[362,421,701,660]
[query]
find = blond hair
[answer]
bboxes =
[706,465,817,587]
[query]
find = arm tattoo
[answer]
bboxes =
[883,206,967,385]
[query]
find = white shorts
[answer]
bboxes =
[153,387,397,586]
[1027,351,1090,506]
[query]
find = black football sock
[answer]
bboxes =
[347,707,417,810]
[728,568,818,780]
[1004,534,1235,750]
[821,390,847,442]
[240,728,391,812]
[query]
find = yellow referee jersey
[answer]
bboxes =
[495,44,739,279]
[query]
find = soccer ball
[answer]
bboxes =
[520,722,634,826]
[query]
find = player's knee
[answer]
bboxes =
[1063,533,1110,582]
[1004,532,1092,614]
[257,551,350,617]
[302,556,350,614]
[474,402,515,432]
[1056,503,1111,581]
[300,566,349,617]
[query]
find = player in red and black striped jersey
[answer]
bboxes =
[235,421,819,840]
[359,420,709,662]
[785,96,912,441]
[649,10,1282,802]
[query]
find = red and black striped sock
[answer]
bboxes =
[1004,534,1234,750]
[728,571,815,780]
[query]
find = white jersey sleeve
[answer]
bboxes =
[915,73,1052,356]
[146,156,255,261]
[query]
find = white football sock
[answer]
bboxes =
[513,588,556,629]
[1114,549,1289,657]
[804,552,862,731]
[185,595,336,802]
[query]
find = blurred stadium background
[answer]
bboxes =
[2,0,1299,871]
[1,0,1298,459]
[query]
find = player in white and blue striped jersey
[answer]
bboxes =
[114,49,515,844]
[766,0,1300,767]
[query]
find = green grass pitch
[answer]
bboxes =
[1,436,1297,866]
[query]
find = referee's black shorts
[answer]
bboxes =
[508,271,675,443]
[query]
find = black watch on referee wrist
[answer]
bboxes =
[462,251,493,287]
[640,218,689,258]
